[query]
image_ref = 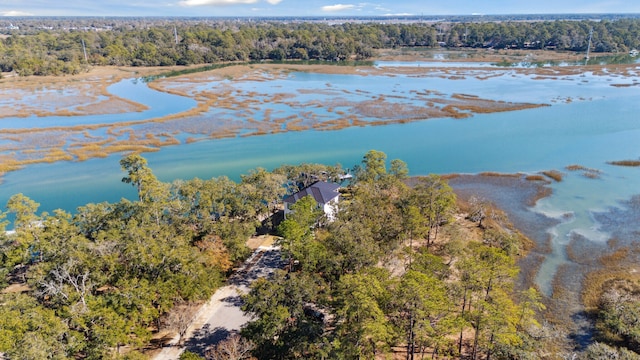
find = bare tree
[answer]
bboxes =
[206,333,256,360]
[38,259,91,312]
[467,195,488,228]
[164,302,199,345]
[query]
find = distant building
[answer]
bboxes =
[283,181,341,221]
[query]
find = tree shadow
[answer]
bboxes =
[569,310,594,350]
[222,294,244,307]
[229,248,287,287]
[184,325,232,356]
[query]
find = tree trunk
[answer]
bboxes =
[486,333,494,360]
[458,287,468,355]
[471,311,482,360]
[407,310,415,360]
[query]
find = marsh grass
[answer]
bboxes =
[285,118,309,131]
[0,63,599,180]
[43,148,74,162]
[566,164,586,171]
[313,118,350,131]
[565,164,602,179]
[542,170,564,182]
[608,159,640,167]
[69,142,111,161]
[441,105,471,119]
[518,253,546,289]
[582,267,640,311]
[525,174,548,182]
[0,159,26,173]
[210,130,237,139]
[550,265,578,302]
[478,172,521,178]
[75,96,149,115]
[440,174,460,180]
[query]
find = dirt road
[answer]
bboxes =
[153,245,285,359]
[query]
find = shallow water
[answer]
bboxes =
[0,78,196,129]
[376,51,640,68]
[1,64,640,298]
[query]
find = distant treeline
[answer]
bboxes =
[1,18,640,76]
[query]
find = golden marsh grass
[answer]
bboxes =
[525,174,548,182]
[478,172,521,178]
[542,170,564,182]
[608,159,640,167]
[565,164,602,179]
[3,60,632,178]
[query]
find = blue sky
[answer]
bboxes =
[1,0,640,17]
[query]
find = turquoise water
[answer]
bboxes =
[0,78,196,129]
[1,65,639,295]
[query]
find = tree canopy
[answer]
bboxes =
[241,150,548,360]
[2,18,640,76]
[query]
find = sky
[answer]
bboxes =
[1,0,640,17]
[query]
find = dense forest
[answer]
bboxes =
[1,18,640,76]
[1,151,639,359]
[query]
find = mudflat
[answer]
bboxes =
[0,49,637,178]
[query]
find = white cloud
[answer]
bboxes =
[265,0,283,4]
[321,4,356,12]
[179,0,258,6]
[1,10,34,16]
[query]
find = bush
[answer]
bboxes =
[179,350,204,360]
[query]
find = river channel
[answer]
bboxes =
[1,61,639,301]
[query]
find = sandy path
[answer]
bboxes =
[153,245,283,359]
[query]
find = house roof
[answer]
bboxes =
[283,181,340,205]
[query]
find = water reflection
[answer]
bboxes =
[376,52,640,68]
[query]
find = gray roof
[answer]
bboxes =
[283,181,340,205]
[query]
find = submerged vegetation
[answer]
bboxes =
[566,164,602,179]
[0,62,548,181]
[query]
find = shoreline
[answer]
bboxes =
[0,51,583,179]
[0,54,636,180]
[447,172,640,346]
[0,49,636,183]
[446,173,558,279]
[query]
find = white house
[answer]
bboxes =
[283,181,341,220]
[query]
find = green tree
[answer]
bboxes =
[456,244,520,360]
[357,149,387,183]
[120,154,166,203]
[241,271,325,359]
[6,193,40,230]
[278,195,324,271]
[596,280,640,350]
[0,293,77,359]
[4,193,42,270]
[333,269,395,359]
[581,342,640,360]
[239,167,287,223]
[389,159,409,180]
[391,270,450,360]
[411,175,457,247]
